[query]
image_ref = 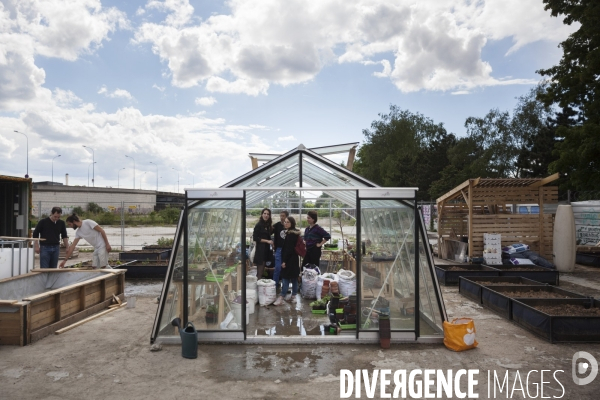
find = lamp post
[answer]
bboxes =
[51,155,61,184]
[13,130,29,178]
[140,172,147,189]
[125,155,135,189]
[87,162,96,187]
[117,167,125,188]
[149,161,158,191]
[83,145,95,186]
[172,167,180,193]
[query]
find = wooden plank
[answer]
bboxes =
[23,275,110,302]
[55,293,62,322]
[0,300,18,305]
[55,304,125,335]
[0,236,43,241]
[29,296,123,343]
[436,179,471,203]
[528,173,560,188]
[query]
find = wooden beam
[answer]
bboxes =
[468,182,473,258]
[436,179,471,203]
[528,172,560,188]
[346,146,357,171]
[0,236,44,241]
[460,190,469,204]
[250,156,259,170]
[54,304,125,335]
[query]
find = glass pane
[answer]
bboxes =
[360,200,415,331]
[156,224,185,339]
[417,215,444,336]
[187,201,243,330]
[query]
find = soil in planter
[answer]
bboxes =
[503,290,574,299]
[478,281,533,286]
[447,266,477,271]
[494,266,547,271]
[534,304,600,316]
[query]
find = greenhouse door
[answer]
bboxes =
[183,189,246,341]
[357,189,419,341]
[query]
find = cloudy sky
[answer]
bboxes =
[0,0,575,192]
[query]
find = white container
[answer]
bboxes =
[554,205,576,272]
[125,297,136,308]
[246,289,256,314]
[231,299,249,326]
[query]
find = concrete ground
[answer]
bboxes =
[1,265,600,399]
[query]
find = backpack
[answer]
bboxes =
[295,235,307,257]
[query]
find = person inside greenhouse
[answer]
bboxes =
[252,208,273,280]
[302,210,331,269]
[272,210,289,291]
[273,216,301,305]
[59,213,112,269]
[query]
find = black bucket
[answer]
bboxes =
[180,322,198,359]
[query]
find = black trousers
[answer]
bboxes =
[302,246,322,268]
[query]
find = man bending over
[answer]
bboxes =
[59,214,112,269]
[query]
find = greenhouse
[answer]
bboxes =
[151,144,446,344]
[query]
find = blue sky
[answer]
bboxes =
[0,0,575,192]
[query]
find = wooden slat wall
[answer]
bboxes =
[438,204,469,238]
[471,214,554,260]
[0,305,24,346]
[471,187,558,205]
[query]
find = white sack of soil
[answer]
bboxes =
[301,269,319,299]
[337,270,357,297]
[257,279,276,306]
[246,275,258,303]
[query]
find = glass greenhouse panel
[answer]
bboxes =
[360,200,415,331]
[417,214,444,336]
[186,202,244,331]
[156,224,185,339]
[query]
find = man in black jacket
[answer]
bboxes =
[33,206,69,268]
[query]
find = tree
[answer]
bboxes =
[537,0,600,191]
[354,105,456,200]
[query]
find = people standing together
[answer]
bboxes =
[252,209,331,306]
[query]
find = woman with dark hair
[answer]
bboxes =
[273,216,301,305]
[252,208,273,280]
[302,210,330,268]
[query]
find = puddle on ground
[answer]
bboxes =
[124,279,164,298]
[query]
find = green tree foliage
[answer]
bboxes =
[537,0,600,191]
[354,106,456,200]
[158,206,181,224]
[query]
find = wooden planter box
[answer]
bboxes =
[512,298,600,343]
[119,249,170,262]
[434,264,500,285]
[458,276,547,304]
[484,264,560,285]
[0,270,125,346]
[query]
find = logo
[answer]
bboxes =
[209,191,218,197]
[382,191,391,197]
[572,351,598,386]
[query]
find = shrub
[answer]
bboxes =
[159,206,181,224]
[157,236,175,247]
[87,202,104,214]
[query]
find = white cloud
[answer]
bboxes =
[277,135,296,141]
[152,84,165,92]
[132,0,575,95]
[195,96,217,106]
[98,86,134,100]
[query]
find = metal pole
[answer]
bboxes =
[14,130,29,177]
[150,161,158,191]
[121,201,125,251]
[126,155,135,189]
[52,155,60,184]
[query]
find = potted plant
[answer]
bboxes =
[205,304,218,324]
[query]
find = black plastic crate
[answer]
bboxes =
[459,276,546,304]
[482,285,586,320]
[434,264,500,286]
[484,264,560,285]
[119,249,170,262]
[511,298,600,343]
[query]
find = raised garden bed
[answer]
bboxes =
[481,285,586,320]
[485,264,559,285]
[434,264,500,286]
[116,260,168,279]
[576,252,600,267]
[142,245,173,258]
[119,249,170,262]
[511,298,600,343]
[459,276,547,304]
[0,269,125,346]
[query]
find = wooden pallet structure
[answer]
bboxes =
[436,173,559,262]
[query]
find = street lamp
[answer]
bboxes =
[87,162,96,187]
[172,167,180,193]
[52,155,61,184]
[125,155,135,189]
[13,130,29,178]
[140,171,147,189]
[83,145,95,187]
[149,161,158,191]
[117,167,126,188]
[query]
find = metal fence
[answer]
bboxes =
[32,201,179,250]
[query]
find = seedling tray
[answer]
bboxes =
[119,249,170,262]
[481,285,586,320]
[458,276,547,304]
[511,298,600,343]
[311,309,327,314]
[434,264,500,286]
[339,324,356,330]
[485,264,560,285]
